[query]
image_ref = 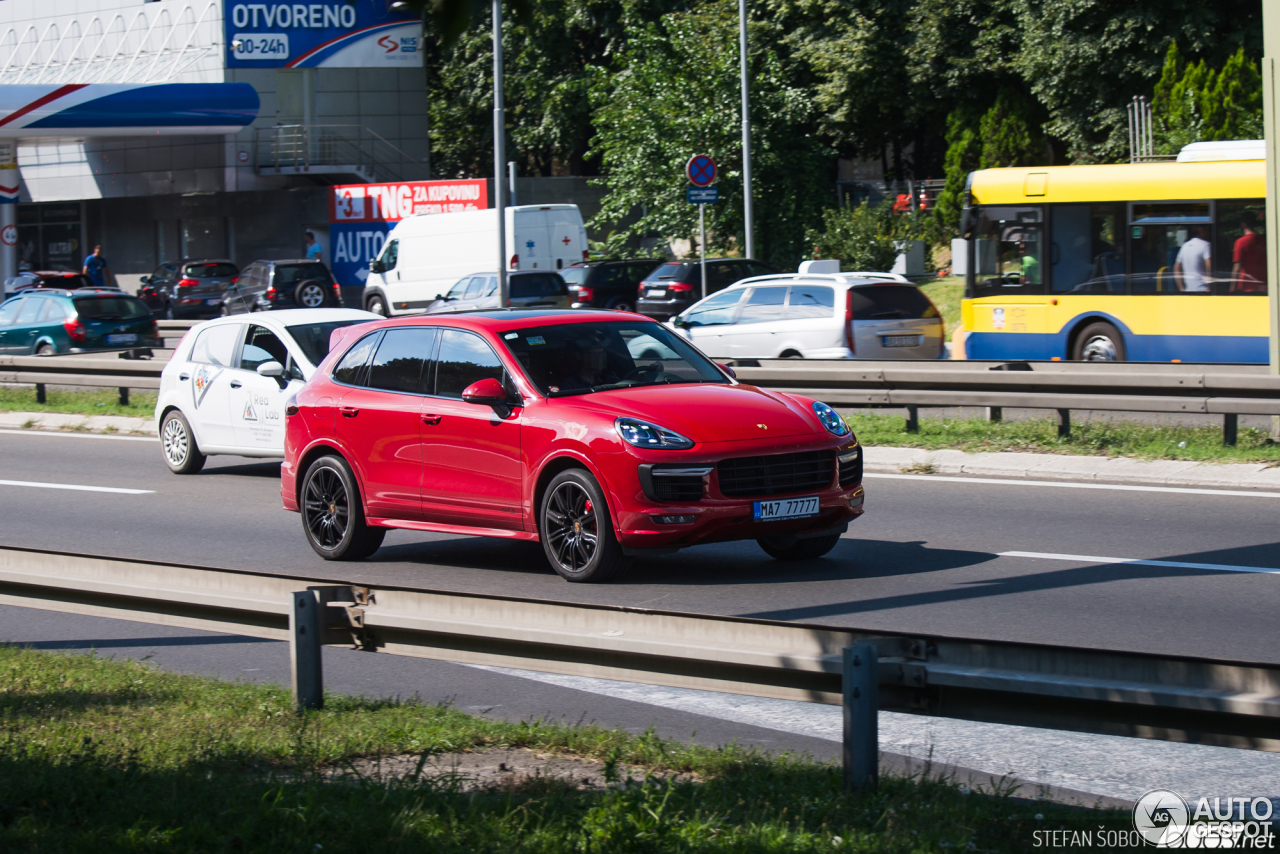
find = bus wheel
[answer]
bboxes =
[1073,322,1126,361]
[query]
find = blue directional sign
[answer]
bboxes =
[687,186,720,204]
[686,155,717,187]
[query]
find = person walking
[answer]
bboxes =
[82,245,112,289]
[304,231,323,261]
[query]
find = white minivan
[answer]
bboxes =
[362,204,588,316]
[668,272,946,360]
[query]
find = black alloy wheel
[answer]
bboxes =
[539,469,630,582]
[300,455,385,560]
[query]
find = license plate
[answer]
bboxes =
[106,334,137,345]
[647,289,666,299]
[883,335,921,347]
[753,495,820,522]
[207,298,221,305]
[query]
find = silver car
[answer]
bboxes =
[425,270,573,313]
[668,273,946,360]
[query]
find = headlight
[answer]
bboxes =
[615,417,694,450]
[812,401,850,436]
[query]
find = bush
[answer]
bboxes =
[806,202,898,272]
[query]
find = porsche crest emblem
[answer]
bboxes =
[757,423,768,430]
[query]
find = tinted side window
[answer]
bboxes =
[848,286,937,320]
[434,329,504,398]
[40,299,67,321]
[0,299,22,325]
[682,288,744,326]
[368,327,437,394]
[189,323,241,367]
[239,325,290,371]
[786,286,835,319]
[15,298,43,324]
[511,274,565,298]
[737,287,788,324]
[380,239,399,271]
[332,331,382,386]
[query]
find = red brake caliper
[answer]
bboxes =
[583,500,593,514]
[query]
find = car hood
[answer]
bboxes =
[558,383,823,443]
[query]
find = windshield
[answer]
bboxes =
[560,266,589,287]
[501,321,729,397]
[848,285,938,320]
[286,319,370,366]
[183,262,237,279]
[72,296,150,321]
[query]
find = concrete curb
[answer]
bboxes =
[864,445,1280,491]
[0,411,156,436]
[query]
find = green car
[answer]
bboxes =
[0,289,162,356]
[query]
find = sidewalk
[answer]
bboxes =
[3,410,1278,491]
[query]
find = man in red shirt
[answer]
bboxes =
[1232,211,1267,293]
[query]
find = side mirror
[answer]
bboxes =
[461,377,505,404]
[257,360,288,390]
[139,275,150,284]
[369,259,385,274]
[718,363,737,379]
[671,316,687,328]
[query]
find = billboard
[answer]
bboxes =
[328,179,487,287]
[224,0,422,68]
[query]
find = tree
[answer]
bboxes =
[589,1,832,269]
[1152,43,1262,154]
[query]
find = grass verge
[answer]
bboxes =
[845,410,1280,464]
[0,387,158,418]
[0,646,1120,852]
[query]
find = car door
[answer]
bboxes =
[421,328,522,530]
[334,327,437,521]
[780,284,838,355]
[182,322,242,447]
[0,297,26,353]
[7,296,47,354]
[720,285,789,358]
[672,288,746,358]
[229,323,299,451]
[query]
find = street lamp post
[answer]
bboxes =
[1266,0,1280,438]
[739,0,754,260]
[493,0,508,307]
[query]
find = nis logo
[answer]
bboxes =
[377,35,419,54]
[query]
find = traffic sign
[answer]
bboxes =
[686,155,717,187]
[687,186,720,204]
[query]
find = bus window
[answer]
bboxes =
[1129,203,1213,294]
[973,206,1043,296]
[1216,200,1267,295]
[1050,204,1125,293]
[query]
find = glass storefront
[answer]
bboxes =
[16,203,82,272]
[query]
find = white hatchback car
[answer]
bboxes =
[155,308,379,474]
[668,273,945,360]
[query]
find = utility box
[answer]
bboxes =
[799,259,841,274]
[891,240,925,277]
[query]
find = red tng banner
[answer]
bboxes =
[330,179,487,224]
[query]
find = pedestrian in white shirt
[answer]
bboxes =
[1174,226,1212,292]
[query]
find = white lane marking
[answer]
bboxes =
[1001,550,1280,575]
[0,479,153,495]
[0,428,155,442]
[864,472,1280,499]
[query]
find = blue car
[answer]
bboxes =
[0,288,162,355]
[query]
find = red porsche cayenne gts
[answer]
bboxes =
[281,310,865,582]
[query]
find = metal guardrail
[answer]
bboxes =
[726,359,1280,444]
[1,546,1277,790]
[253,124,429,183]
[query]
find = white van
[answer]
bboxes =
[362,204,589,316]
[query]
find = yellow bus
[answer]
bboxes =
[959,146,1267,362]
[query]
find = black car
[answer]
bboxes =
[561,259,665,313]
[220,259,343,314]
[137,259,240,319]
[636,258,779,320]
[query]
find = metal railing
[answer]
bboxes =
[1,546,1277,791]
[253,124,429,183]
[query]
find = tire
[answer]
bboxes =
[300,455,386,561]
[35,343,55,356]
[780,350,804,359]
[160,410,206,475]
[1072,321,1126,362]
[365,293,389,317]
[295,279,327,309]
[757,532,842,561]
[539,469,630,582]
[606,298,635,313]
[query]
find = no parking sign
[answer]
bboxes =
[686,155,717,187]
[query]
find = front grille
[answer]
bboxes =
[717,450,835,498]
[639,465,710,503]
[838,446,862,487]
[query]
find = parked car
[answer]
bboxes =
[220,260,343,314]
[561,259,665,313]
[364,204,589,316]
[669,273,945,360]
[154,308,381,474]
[4,270,94,297]
[423,270,572,314]
[137,259,240,319]
[636,259,779,321]
[0,289,161,355]
[280,310,865,581]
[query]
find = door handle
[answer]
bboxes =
[179,373,190,381]
[340,406,359,417]
[229,380,242,388]
[421,414,442,426]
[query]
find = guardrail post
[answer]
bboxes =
[986,406,1002,422]
[1224,413,1239,446]
[290,590,323,711]
[842,644,878,791]
[35,383,45,404]
[905,406,919,434]
[1056,409,1071,438]
[118,387,129,406]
